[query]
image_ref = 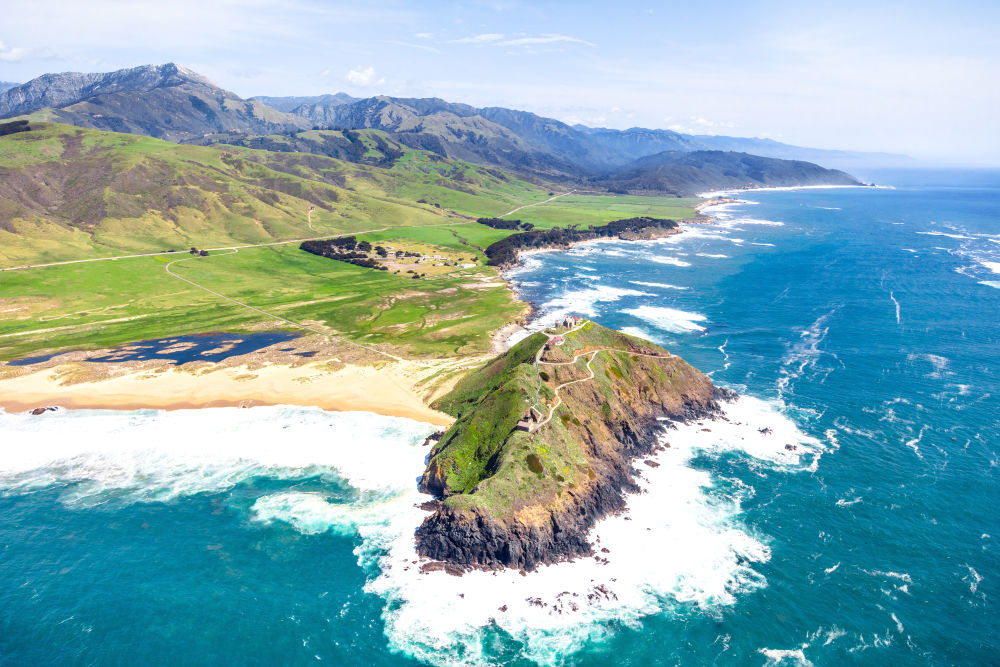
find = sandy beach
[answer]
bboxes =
[0,358,457,426]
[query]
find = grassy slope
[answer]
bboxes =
[0,123,542,267]
[0,124,698,363]
[426,322,710,516]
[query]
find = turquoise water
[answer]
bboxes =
[1,176,998,664]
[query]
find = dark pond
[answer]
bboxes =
[8,332,301,366]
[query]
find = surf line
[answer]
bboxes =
[889,291,901,325]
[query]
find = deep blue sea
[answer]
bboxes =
[2,173,998,665]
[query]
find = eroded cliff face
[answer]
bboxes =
[415,323,732,571]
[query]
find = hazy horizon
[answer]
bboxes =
[2,0,998,165]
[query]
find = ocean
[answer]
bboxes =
[1,173,998,665]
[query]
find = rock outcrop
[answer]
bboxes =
[415,322,732,571]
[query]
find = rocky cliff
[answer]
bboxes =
[416,322,731,571]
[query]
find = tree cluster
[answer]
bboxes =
[484,217,678,267]
[300,239,389,271]
[476,217,535,231]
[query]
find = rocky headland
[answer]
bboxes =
[415,321,735,572]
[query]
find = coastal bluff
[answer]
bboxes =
[416,321,733,571]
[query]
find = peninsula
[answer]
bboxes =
[417,320,733,571]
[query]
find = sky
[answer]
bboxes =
[2,0,999,164]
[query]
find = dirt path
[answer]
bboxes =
[529,321,673,428]
[499,190,574,218]
[1,189,577,274]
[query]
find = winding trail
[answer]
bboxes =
[499,190,574,218]
[528,320,674,429]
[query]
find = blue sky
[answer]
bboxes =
[2,0,998,164]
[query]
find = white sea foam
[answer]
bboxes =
[979,280,1000,289]
[758,646,813,666]
[623,305,708,333]
[777,311,837,397]
[916,230,975,240]
[981,260,1000,274]
[618,326,665,344]
[903,426,926,460]
[2,390,820,666]
[907,353,951,379]
[729,218,784,226]
[696,253,730,259]
[649,256,692,267]
[0,406,434,505]
[628,280,689,290]
[889,291,901,324]
[891,613,904,633]
[359,394,820,665]
[534,285,653,328]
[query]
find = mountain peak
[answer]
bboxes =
[0,62,228,119]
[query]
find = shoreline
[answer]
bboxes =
[495,205,727,344]
[696,183,890,198]
[0,204,712,419]
[0,357,456,426]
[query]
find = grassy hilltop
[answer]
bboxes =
[416,320,723,570]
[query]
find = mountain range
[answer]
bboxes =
[0,64,308,142]
[0,63,878,194]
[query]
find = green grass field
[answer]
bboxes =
[0,124,699,363]
[508,194,698,228]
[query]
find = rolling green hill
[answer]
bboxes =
[0,122,698,363]
[0,122,546,267]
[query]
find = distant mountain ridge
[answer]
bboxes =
[0,63,307,141]
[249,92,359,113]
[1,63,886,192]
[0,82,18,94]
[592,150,860,196]
[285,94,905,173]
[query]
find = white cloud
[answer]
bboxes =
[450,33,504,44]
[345,65,384,88]
[385,40,441,55]
[667,116,737,135]
[0,41,29,62]
[498,33,594,47]
[414,32,433,39]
